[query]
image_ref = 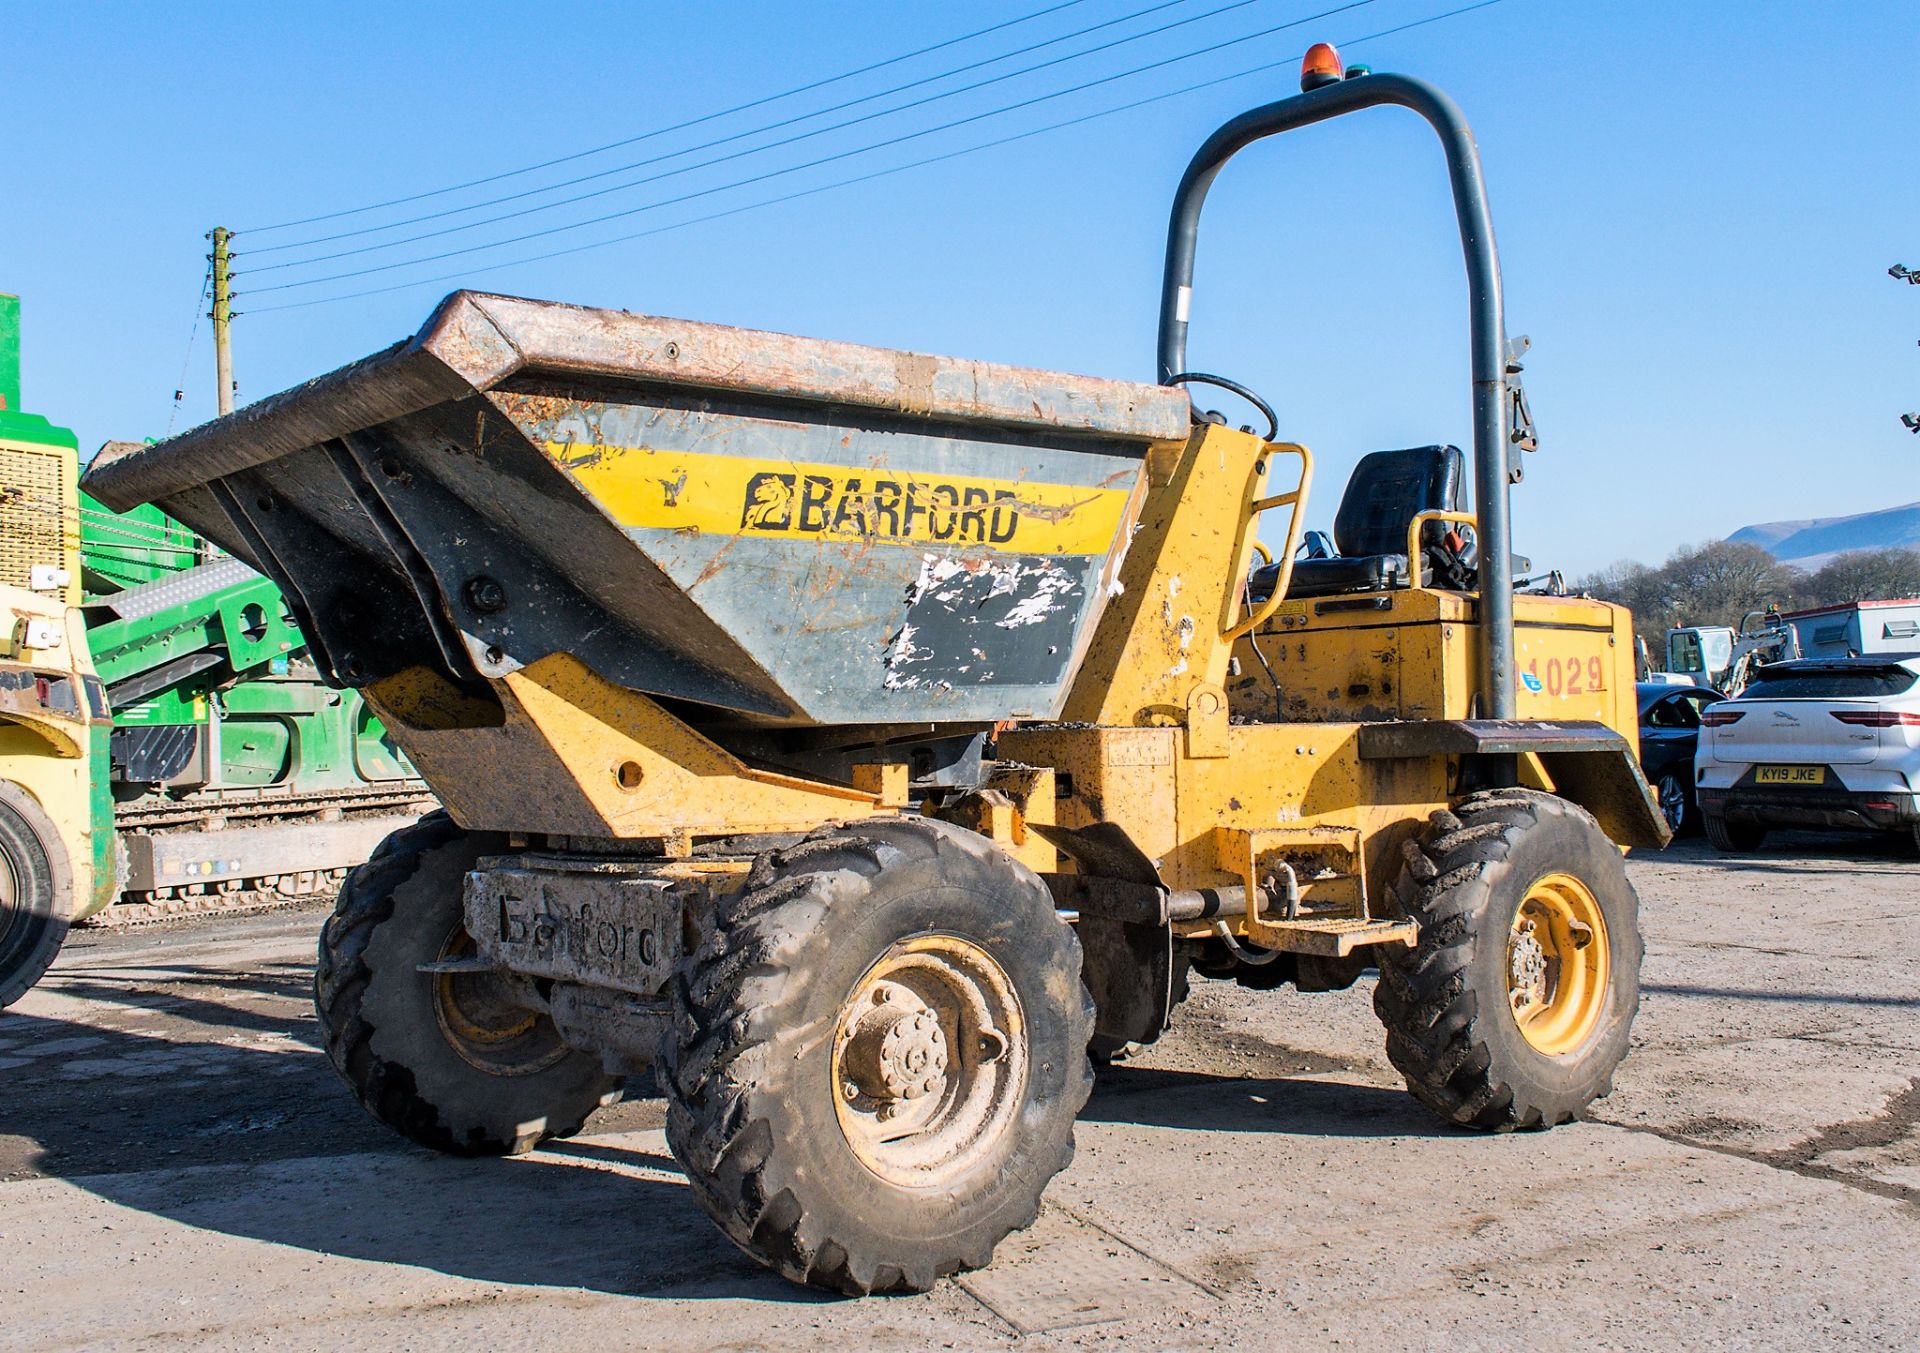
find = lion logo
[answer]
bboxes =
[741,473,795,530]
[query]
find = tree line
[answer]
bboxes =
[1574,542,1920,637]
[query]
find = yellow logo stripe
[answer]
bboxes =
[548,442,1132,556]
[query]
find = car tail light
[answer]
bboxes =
[1700,710,1745,726]
[1830,710,1920,727]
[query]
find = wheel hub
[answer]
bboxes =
[1508,921,1549,1008]
[842,990,952,1105]
[830,935,1026,1185]
[1506,872,1611,1057]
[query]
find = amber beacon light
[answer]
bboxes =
[1299,42,1344,91]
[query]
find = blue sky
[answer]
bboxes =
[6,0,1916,575]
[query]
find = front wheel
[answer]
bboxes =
[662,817,1094,1295]
[314,811,620,1155]
[1375,790,1642,1130]
[0,788,70,1010]
[1654,771,1692,838]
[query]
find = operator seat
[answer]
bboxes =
[1250,445,1464,601]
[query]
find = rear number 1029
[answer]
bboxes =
[1530,656,1605,698]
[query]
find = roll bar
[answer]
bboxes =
[1157,71,1518,719]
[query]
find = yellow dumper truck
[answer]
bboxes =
[1,297,112,1006]
[86,51,1664,1295]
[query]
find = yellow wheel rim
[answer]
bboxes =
[431,928,570,1076]
[830,934,1027,1187]
[1506,872,1610,1056]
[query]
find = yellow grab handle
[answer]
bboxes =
[1406,510,1477,589]
[1224,442,1312,642]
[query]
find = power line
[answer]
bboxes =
[240,0,1267,270]
[244,0,1492,313]
[164,261,213,436]
[238,0,1375,297]
[245,0,1509,317]
[242,0,1191,257]
[237,0,1098,235]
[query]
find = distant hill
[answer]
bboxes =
[1728,501,1920,570]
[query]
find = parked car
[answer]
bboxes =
[1637,681,1726,836]
[1694,655,1920,853]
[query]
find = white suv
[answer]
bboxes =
[1695,655,1920,853]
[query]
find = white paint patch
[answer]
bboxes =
[882,620,932,690]
[907,553,967,607]
[995,562,1078,629]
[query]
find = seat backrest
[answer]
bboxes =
[1332,446,1465,558]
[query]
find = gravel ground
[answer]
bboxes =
[1,832,1915,1350]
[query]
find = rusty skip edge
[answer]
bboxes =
[84,291,1195,513]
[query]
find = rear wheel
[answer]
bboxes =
[1374,790,1642,1130]
[662,817,1094,1294]
[1703,809,1766,853]
[314,811,619,1155]
[0,789,69,1010]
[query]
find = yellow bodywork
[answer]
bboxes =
[365,655,893,844]
[364,421,1650,955]
[2,437,106,922]
[0,440,108,921]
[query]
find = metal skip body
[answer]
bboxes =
[83,293,1192,732]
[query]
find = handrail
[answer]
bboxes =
[1405,510,1477,589]
[1224,442,1312,642]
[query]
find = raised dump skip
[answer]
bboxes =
[86,292,1191,726]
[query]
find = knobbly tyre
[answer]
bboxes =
[85,46,1667,1295]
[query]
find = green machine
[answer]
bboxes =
[2,292,434,1005]
[77,466,435,921]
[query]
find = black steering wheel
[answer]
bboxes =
[1163,371,1279,442]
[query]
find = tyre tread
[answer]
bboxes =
[1373,790,1640,1131]
[664,816,1094,1294]
[313,810,610,1156]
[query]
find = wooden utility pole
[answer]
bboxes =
[211,226,234,415]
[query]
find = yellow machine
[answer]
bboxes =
[0,344,112,1008]
[87,50,1664,1296]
